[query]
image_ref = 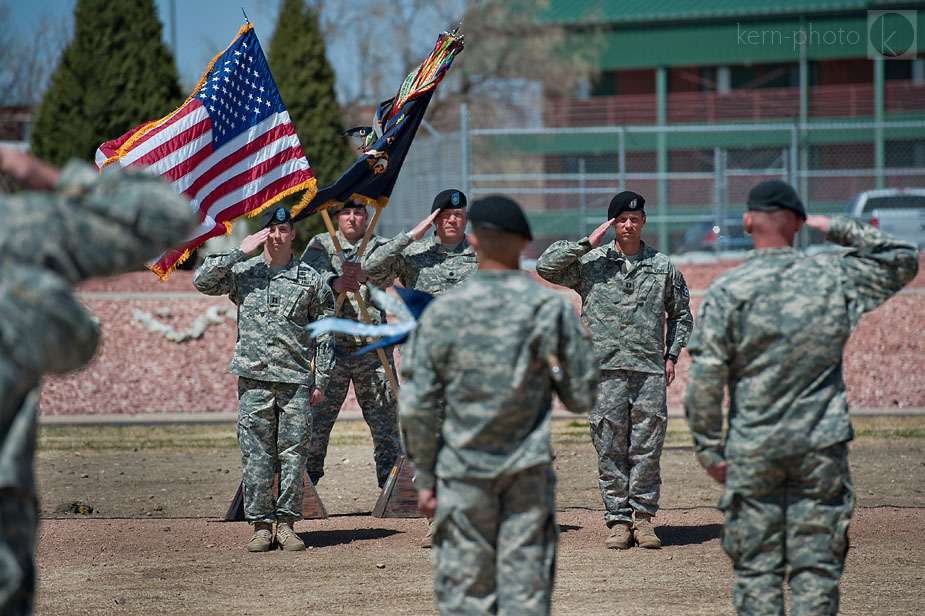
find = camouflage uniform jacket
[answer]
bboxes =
[193,249,335,389]
[363,232,478,295]
[399,270,599,490]
[536,239,693,373]
[300,231,388,349]
[1,160,196,493]
[684,217,918,469]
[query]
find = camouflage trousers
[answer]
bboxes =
[0,489,36,616]
[432,465,558,616]
[720,443,855,616]
[237,377,312,524]
[0,387,39,616]
[306,347,400,488]
[589,369,667,526]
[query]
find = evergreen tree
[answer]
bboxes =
[31,0,181,166]
[267,0,356,251]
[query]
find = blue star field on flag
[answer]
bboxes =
[196,28,282,149]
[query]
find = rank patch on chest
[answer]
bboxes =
[269,295,280,308]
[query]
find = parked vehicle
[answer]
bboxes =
[842,188,925,249]
[675,215,753,254]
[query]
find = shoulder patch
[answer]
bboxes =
[307,240,326,251]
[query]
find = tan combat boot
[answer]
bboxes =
[604,522,633,549]
[276,518,306,551]
[420,518,435,549]
[633,513,662,549]
[246,522,273,552]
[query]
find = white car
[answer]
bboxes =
[842,188,925,249]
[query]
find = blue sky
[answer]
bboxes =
[7,0,280,89]
[7,0,457,102]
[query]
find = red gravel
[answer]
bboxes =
[40,256,924,417]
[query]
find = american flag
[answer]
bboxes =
[95,23,315,279]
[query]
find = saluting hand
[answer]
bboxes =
[805,215,830,235]
[588,218,614,249]
[240,229,269,254]
[0,147,60,190]
[409,210,441,240]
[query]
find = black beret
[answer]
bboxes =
[747,180,806,220]
[257,206,292,230]
[608,191,645,220]
[469,195,533,240]
[431,188,467,212]
[338,199,367,211]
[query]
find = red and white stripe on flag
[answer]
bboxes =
[95,24,315,279]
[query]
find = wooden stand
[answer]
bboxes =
[223,471,328,521]
[371,455,423,518]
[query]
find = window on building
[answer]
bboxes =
[590,71,617,97]
[885,59,913,81]
[730,63,799,89]
[885,140,925,167]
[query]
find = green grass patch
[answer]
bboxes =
[37,420,378,453]
[550,416,925,446]
[37,424,238,452]
[37,414,925,453]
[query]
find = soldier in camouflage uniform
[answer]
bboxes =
[300,201,400,488]
[536,191,693,550]
[364,188,478,547]
[363,189,478,295]
[0,147,195,615]
[400,196,598,616]
[193,206,334,553]
[684,180,918,615]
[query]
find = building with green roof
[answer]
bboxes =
[462,1,925,251]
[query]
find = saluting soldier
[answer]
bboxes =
[684,180,918,615]
[363,188,478,548]
[0,148,195,615]
[300,200,400,489]
[400,196,599,615]
[363,189,478,295]
[193,206,334,553]
[536,191,693,550]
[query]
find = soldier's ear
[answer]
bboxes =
[743,212,753,235]
[467,232,479,252]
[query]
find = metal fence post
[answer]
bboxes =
[460,103,470,197]
[874,57,885,190]
[618,126,626,191]
[656,68,669,251]
[578,158,587,238]
[712,146,722,240]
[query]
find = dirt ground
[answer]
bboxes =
[33,417,925,615]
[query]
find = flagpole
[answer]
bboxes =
[320,208,399,395]
[333,203,383,317]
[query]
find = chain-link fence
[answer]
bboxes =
[382,104,925,257]
[377,124,462,237]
